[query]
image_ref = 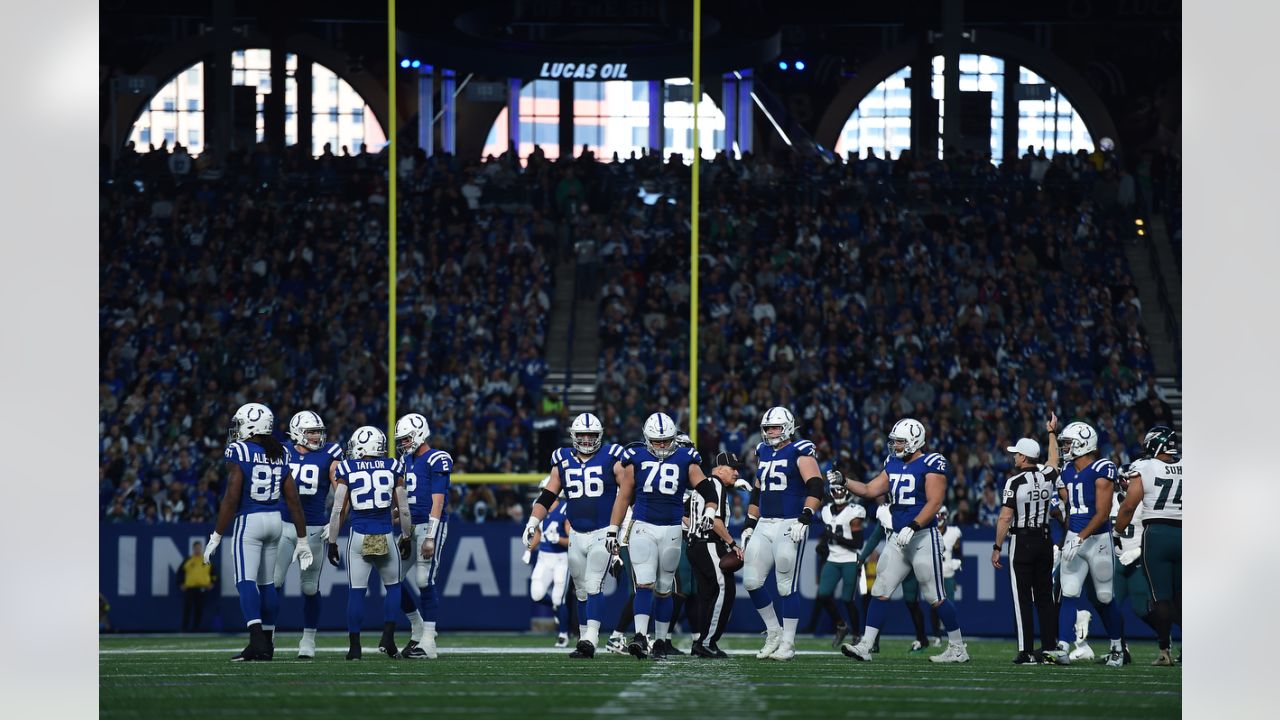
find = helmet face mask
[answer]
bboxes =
[569,413,604,455]
[229,402,274,444]
[888,418,926,459]
[830,482,849,505]
[1142,425,1179,459]
[395,413,431,456]
[642,412,678,460]
[760,407,796,448]
[348,426,387,459]
[289,411,327,451]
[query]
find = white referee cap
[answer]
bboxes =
[1006,438,1041,458]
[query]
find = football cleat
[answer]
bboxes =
[930,642,970,663]
[628,633,651,660]
[1104,649,1125,668]
[1013,651,1040,665]
[841,641,873,662]
[909,640,926,654]
[1123,644,1133,665]
[710,644,729,659]
[1039,649,1070,665]
[569,640,596,659]
[691,641,715,659]
[832,623,850,650]
[402,640,427,659]
[662,639,685,656]
[756,628,782,659]
[1069,640,1095,661]
[1151,649,1174,666]
[768,641,796,661]
[606,633,628,655]
[555,633,569,649]
[1056,640,1071,653]
[932,636,944,648]
[651,639,668,660]
[297,636,316,660]
[346,646,362,661]
[377,642,400,659]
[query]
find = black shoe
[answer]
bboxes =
[709,643,729,659]
[628,633,650,660]
[651,639,668,660]
[663,639,685,656]
[378,642,400,659]
[378,623,399,659]
[1013,651,1040,665]
[569,640,596,659]
[1123,645,1133,665]
[832,623,850,650]
[264,630,275,660]
[347,632,362,660]
[691,641,715,658]
[870,638,881,654]
[234,625,272,661]
[231,645,269,662]
[402,640,427,659]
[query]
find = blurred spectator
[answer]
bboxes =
[178,540,215,632]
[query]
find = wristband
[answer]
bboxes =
[906,521,922,532]
[992,543,1002,551]
[798,507,814,525]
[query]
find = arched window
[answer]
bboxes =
[834,54,1094,164]
[128,49,385,157]
[482,78,725,164]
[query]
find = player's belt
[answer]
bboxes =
[1144,518,1181,528]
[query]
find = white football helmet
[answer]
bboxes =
[228,402,274,443]
[760,406,796,448]
[568,412,604,455]
[1059,421,1099,462]
[888,418,927,459]
[395,413,431,455]
[288,410,327,451]
[348,426,387,459]
[643,412,678,460]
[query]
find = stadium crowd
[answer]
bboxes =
[100,139,1177,528]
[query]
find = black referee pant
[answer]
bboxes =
[688,539,735,645]
[1009,528,1058,652]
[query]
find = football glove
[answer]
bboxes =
[893,527,916,551]
[326,542,340,568]
[1061,536,1084,564]
[1118,548,1142,566]
[521,519,539,550]
[788,520,807,543]
[421,538,436,560]
[825,469,844,485]
[292,538,314,571]
[202,532,221,564]
[321,524,331,542]
[604,525,620,554]
[609,554,624,579]
[1052,545,1062,571]
[741,526,754,547]
[521,549,532,565]
[397,534,412,560]
[699,506,717,535]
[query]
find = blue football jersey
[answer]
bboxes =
[405,448,453,523]
[882,452,950,531]
[550,443,624,532]
[754,439,818,519]
[624,445,702,526]
[335,457,405,535]
[1062,457,1117,533]
[539,502,569,554]
[282,442,343,525]
[224,441,288,516]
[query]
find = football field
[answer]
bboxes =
[100,634,1180,719]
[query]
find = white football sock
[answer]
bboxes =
[948,629,963,644]
[634,614,650,637]
[782,617,798,645]
[585,620,601,646]
[406,611,423,642]
[757,603,781,632]
[1111,639,1123,652]
[862,627,880,646]
[301,628,316,644]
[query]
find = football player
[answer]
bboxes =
[393,412,453,659]
[1057,421,1127,667]
[859,500,932,653]
[272,411,343,659]
[741,407,826,661]
[202,403,314,661]
[816,479,866,649]
[931,506,963,647]
[1115,426,1182,666]
[835,418,969,663]
[522,413,628,658]
[609,412,721,660]
[528,484,572,647]
[326,426,411,660]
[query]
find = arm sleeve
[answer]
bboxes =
[394,486,411,536]
[327,484,348,540]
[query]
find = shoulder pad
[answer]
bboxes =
[429,450,453,472]
[850,504,868,519]
[607,443,624,458]
[924,452,948,472]
[756,441,770,455]
[1092,458,1117,479]
[793,439,816,456]
[687,448,702,464]
[327,443,344,459]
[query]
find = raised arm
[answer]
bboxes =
[845,469,890,500]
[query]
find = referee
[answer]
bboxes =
[687,452,746,659]
[991,414,1069,665]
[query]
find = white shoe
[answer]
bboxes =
[1104,648,1125,668]
[422,632,439,659]
[554,633,569,648]
[841,640,873,662]
[929,641,970,663]
[605,633,628,655]
[1056,640,1071,653]
[1074,610,1092,642]
[1069,640,1095,661]
[768,641,796,661]
[755,629,782,659]
[297,636,316,660]
[931,636,943,648]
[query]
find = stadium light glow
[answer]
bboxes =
[778,61,788,70]
[794,60,806,70]
[400,58,410,69]
[411,60,421,69]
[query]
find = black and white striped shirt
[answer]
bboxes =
[1001,465,1063,529]
[685,480,727,542]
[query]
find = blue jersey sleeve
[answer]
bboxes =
[429,451,453,495]
[793,439,816,457]
[621,446,637,467]
[923,452,950,476]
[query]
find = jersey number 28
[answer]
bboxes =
[349,469,395,510]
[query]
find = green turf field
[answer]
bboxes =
[100,633,1180,719]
